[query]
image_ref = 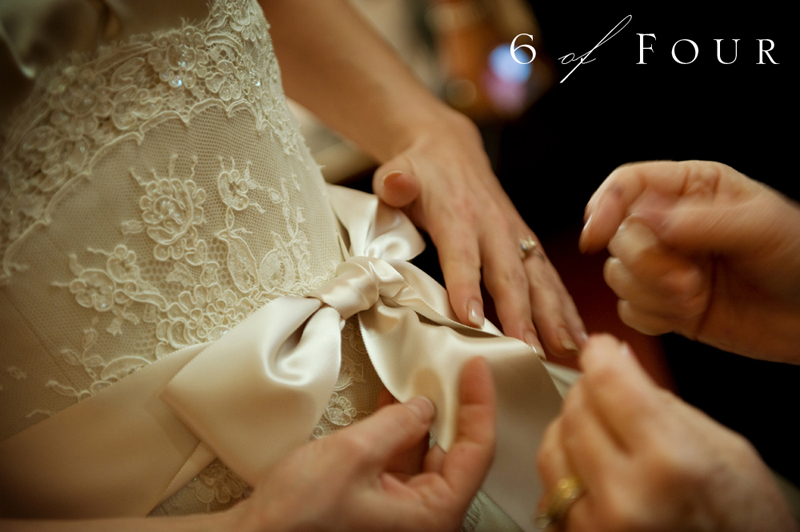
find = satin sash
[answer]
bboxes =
[0,185,563,531]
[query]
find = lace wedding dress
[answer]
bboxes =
[0,2,532,529]
[0,0,389,516]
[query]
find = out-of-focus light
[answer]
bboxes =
[489,44,532,84]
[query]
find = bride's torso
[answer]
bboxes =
[0,0,382,514]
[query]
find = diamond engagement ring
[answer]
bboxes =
[519,236,545,261]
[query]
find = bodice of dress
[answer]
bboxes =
[0,0,383,514]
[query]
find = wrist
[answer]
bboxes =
[375,102,480,163]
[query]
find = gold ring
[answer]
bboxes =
[535,476,585,529]
[519,237,545,261]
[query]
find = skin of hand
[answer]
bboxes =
[580,160,800,363]
[226,356,496,532]
[371,118,586,357]
[536,334,798,532]
[259,0,586,357]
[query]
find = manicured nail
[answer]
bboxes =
[579,214,592,252]
[467,300,484,328]
[381,170,404,187]
[558,328,580,356]
[524,332,544,359]
[405,396,435,421]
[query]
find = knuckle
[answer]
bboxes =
[496,214,517,235]
[658,268,693,295]
[438,242,481,272]
[683,160,723,196]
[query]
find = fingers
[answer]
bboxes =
[577,335,666,449]
[433,357,496,499]
[373,154,587,359]
[435,229,487,329]
[525,254,587,357]
[481,235,539,349]
[560,381,625,485]
[603,219,709,334]
[536,419,571,490]
[634,192,798,257]
[537,416,602,532]
[375,387,430,477]
[474,225,586,356]
[581,160,735,253]
[537,334,799,532]
[607,219,701,287]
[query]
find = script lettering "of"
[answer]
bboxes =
[557,15,632,83]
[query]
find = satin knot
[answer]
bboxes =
[309,256,406,319]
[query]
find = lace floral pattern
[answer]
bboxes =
[0,0,304,283]
[125,156,208,265]
[187,460,253,510]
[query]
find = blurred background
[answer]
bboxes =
[292,0,798,487]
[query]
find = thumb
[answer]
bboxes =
[631,195,775,256]
[372,169,421,208]
[343,395,435,467]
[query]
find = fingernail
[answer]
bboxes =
[620,342,634,358]
[578,214,592,253]
[558,328,580,356]
[467,300,484,328]
[582,213,593,233]
[524,332,545,359]
[381,170,404,187]
[405,396,435,421]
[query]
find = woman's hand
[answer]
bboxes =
[261,0,586,358]
[2,358,494,532]
[228,356,496,532]
[373,112,586,357]
[536,334,797,532]
[581,160,800,363]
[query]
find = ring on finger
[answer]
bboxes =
[519,236,546,261]
[535,476,585,529]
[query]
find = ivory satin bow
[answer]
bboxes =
[0,186,563,531]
